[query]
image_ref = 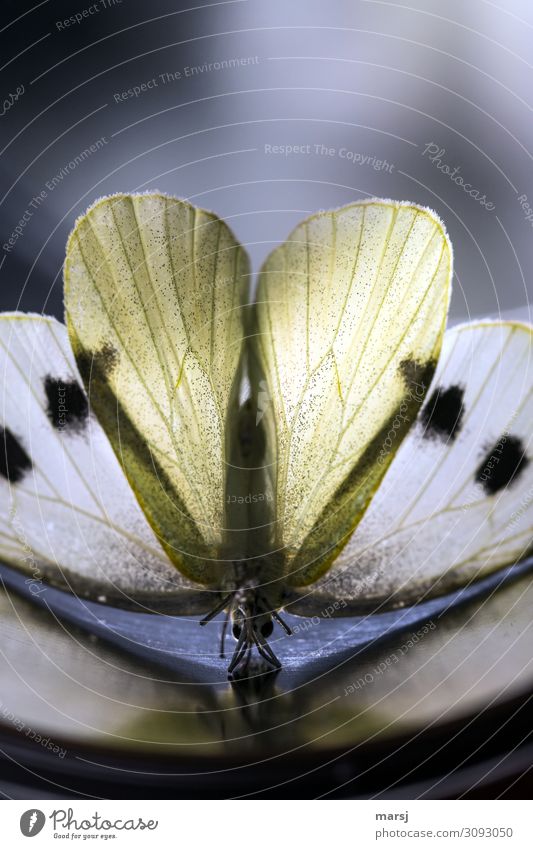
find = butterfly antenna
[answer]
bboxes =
[219,607,232,659]
[272,610,292,636]
[200,591,235,626]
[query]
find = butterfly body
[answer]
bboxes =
[195,558,290,674]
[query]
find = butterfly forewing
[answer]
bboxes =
[65,194,250,584]
[250,200,452,585]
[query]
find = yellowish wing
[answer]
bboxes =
[65,193,249,584]
[250,199,452,585]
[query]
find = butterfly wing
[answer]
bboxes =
[65,193,250,585]
[249,199,452,585]
[286,321,533,615]
[0,314,211,613]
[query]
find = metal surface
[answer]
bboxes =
[1,556,532,683]
[1,557,533,796]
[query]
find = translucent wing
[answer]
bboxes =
[286,321,533,615]
[250,199,452,585]
[0,314,210,613]
[65,193,249,584]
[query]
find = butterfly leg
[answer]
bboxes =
[199,591,236,626]
[228,626,249,675]
[272,610,292,636]
[253,629,282,669]
[219,607,232,658]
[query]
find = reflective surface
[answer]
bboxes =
[1,558,532,761]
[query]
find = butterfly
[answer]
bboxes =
[1,193,531,677]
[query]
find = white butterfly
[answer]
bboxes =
[1,194,531,676]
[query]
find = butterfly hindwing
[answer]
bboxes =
[286,321,533,615]
[250,200,452,585]
[65,193,250,584]
[0,314,210,613]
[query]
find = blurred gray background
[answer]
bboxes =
[1,0,532,323]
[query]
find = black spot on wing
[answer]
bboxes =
[77,343,119,385]
[93,342,119,375]
[421,384,465,442]
[399,357,436,398]
[475,434,529,494]
[44,377,88,432]
[0,427,32,482]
